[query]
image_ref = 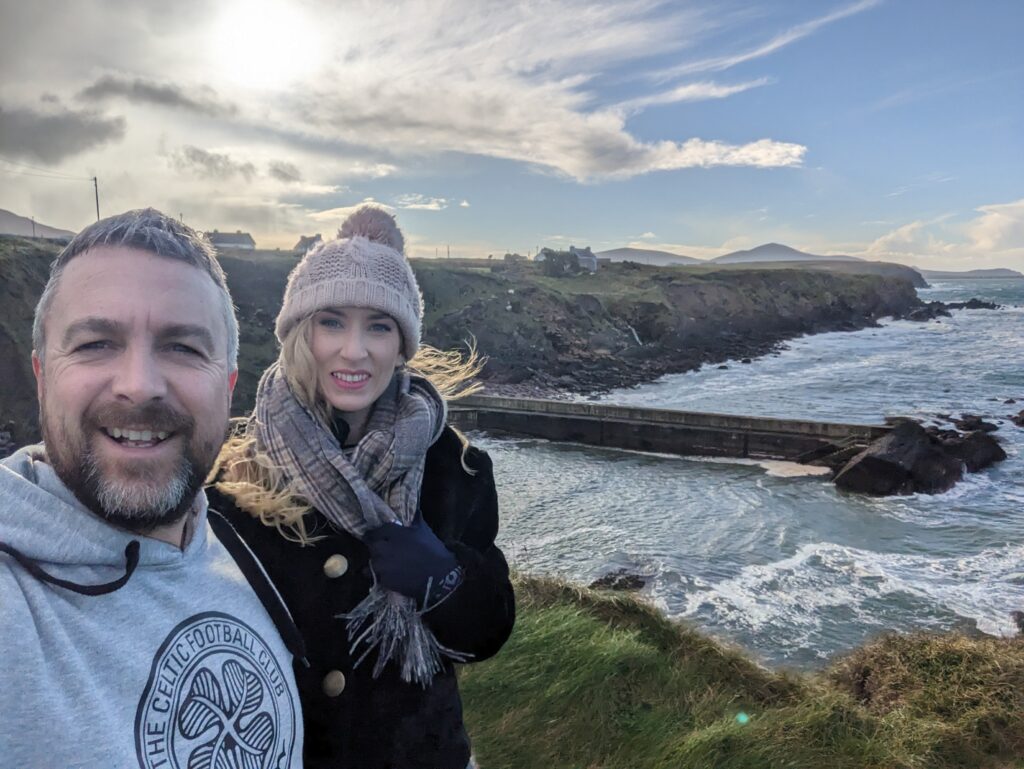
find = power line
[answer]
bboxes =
[0,156,90,180]
[0,166,91,182]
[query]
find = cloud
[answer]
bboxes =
[77,75,237,117]
[865,219,955,259]
[614,78,771,113]
[0,104,126,163]
[395,194,448,211]
[868,199,1024,266]
[459,200,470,208]
[271,1,806,180]
[309,198,394,224]
[639,231,656,239]
[964,198,1024,253]
[652,0,883,81]
[267,160,302,183]
[169,145,256,181]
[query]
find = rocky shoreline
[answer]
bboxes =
[474,297,1004,400]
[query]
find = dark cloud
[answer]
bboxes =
[78,76,237,118]
[170,145,256,182]
[268,160,302,183]
[0,105,126,163]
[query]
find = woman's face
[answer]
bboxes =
[309,307,403,425]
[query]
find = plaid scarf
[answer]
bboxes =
[252,361,466,685]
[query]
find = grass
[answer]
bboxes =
[459,576,1024,769]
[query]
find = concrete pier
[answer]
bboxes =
[449,395,889,462]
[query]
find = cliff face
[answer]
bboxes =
[0,240,922,442]
[415,259,922,392]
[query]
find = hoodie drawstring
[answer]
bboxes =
[0,540,140,596]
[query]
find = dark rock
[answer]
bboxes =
[1011,410,1024,428]
[947,298,1000,310]
[1012,611,1024,635]
[905,301,951,322]
[717,365,729,370]
[740,358,752,364]
[589,568,647,591]
[944,431,1007,472]
[834,421,963,495]
[1005,399,1017,405]
[0,421,16,460]
[953,414,999,433]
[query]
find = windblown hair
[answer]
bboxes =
[210,316,484,543]
[33,208,239,366]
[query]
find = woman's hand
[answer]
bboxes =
[363,514,464,610]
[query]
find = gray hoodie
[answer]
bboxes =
[0,446,303,769]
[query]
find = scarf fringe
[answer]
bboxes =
[342,586,473,687]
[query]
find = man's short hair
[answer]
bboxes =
[32,208,239,367]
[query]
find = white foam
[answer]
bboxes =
[676,542,1024,643]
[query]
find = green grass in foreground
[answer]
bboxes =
[459,576,1024,769]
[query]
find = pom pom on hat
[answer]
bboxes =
[339,205,405,254]
[275,206,422,357]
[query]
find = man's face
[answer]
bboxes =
[33,246,237,532]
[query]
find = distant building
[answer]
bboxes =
[570,245,597,273]
[206,230,255,250]
[293,234,323,254]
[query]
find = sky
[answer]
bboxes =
[1,0,1022,269]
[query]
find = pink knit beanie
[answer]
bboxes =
[275,206,422,357]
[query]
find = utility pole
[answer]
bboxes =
[447,244,450,259]
[93,176,100,221]
[179,213,184,224]
[31,216,36,238]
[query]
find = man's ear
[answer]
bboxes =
[31,351,44,401]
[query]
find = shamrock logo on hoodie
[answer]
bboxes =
[177,660,275,768]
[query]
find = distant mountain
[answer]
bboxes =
[0,209,75,240]
[918,268,1023,280]
[596,247,702,266]
[711,243,863,264]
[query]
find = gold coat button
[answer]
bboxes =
[322,669,346,697]
[322,554,349,579]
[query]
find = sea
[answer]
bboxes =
[474,279,1024,669]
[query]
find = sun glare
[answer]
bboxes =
[207,1,325,90]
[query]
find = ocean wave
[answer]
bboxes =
[673,541,1024,648]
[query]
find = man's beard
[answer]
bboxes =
[41,400,221,534]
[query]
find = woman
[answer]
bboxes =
[207,206,515,769]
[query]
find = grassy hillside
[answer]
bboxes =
[460,576,1024,769]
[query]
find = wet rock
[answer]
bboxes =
[589,568,647,591]
[953,413,999,433]
[717,365,729,370]
[834,421,963,495]
[1012,611,1024,635]
[740,358,752,364]
[1005,398,1017,405]
[905,301,951,322]
[947,298,1000,310]
[1011,410,1024,428]
[943,431,1007,472]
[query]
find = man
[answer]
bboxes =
[0,209,303,769]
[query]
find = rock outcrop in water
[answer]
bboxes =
[833,419,1006,496]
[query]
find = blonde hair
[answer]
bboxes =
[210,315,484,543]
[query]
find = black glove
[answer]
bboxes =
[363,513,464,610]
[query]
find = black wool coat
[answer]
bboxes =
[207,427,515,769]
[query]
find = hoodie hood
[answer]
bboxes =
[0,444,208,569]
